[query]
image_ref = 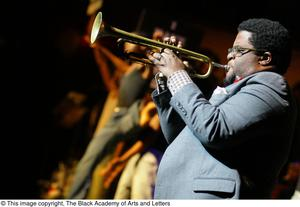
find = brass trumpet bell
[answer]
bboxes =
[91,12,229,79]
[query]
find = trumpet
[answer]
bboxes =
[90,12,229,79]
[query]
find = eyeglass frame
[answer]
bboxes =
[227,46,266,58]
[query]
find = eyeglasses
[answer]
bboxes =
[227,46,257,57]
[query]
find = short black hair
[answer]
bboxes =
[238,18,292,74]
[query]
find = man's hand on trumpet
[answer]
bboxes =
[147,36,188,78]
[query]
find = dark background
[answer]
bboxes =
[1,0,300,198]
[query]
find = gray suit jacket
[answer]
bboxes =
[152,71,297,199]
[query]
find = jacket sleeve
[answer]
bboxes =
[169,73,291,149]
[152,89,185,144]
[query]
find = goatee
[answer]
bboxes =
[223,73,236,86]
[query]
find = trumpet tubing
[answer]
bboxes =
[91,12,229,79]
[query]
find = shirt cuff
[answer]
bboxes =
[167,70,193,95]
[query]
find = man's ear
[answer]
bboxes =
[258,52,272,65]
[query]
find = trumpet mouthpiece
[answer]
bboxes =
[224,65,230,72]
[212,62,230,71]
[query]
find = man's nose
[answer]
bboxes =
[227,52,234,62]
